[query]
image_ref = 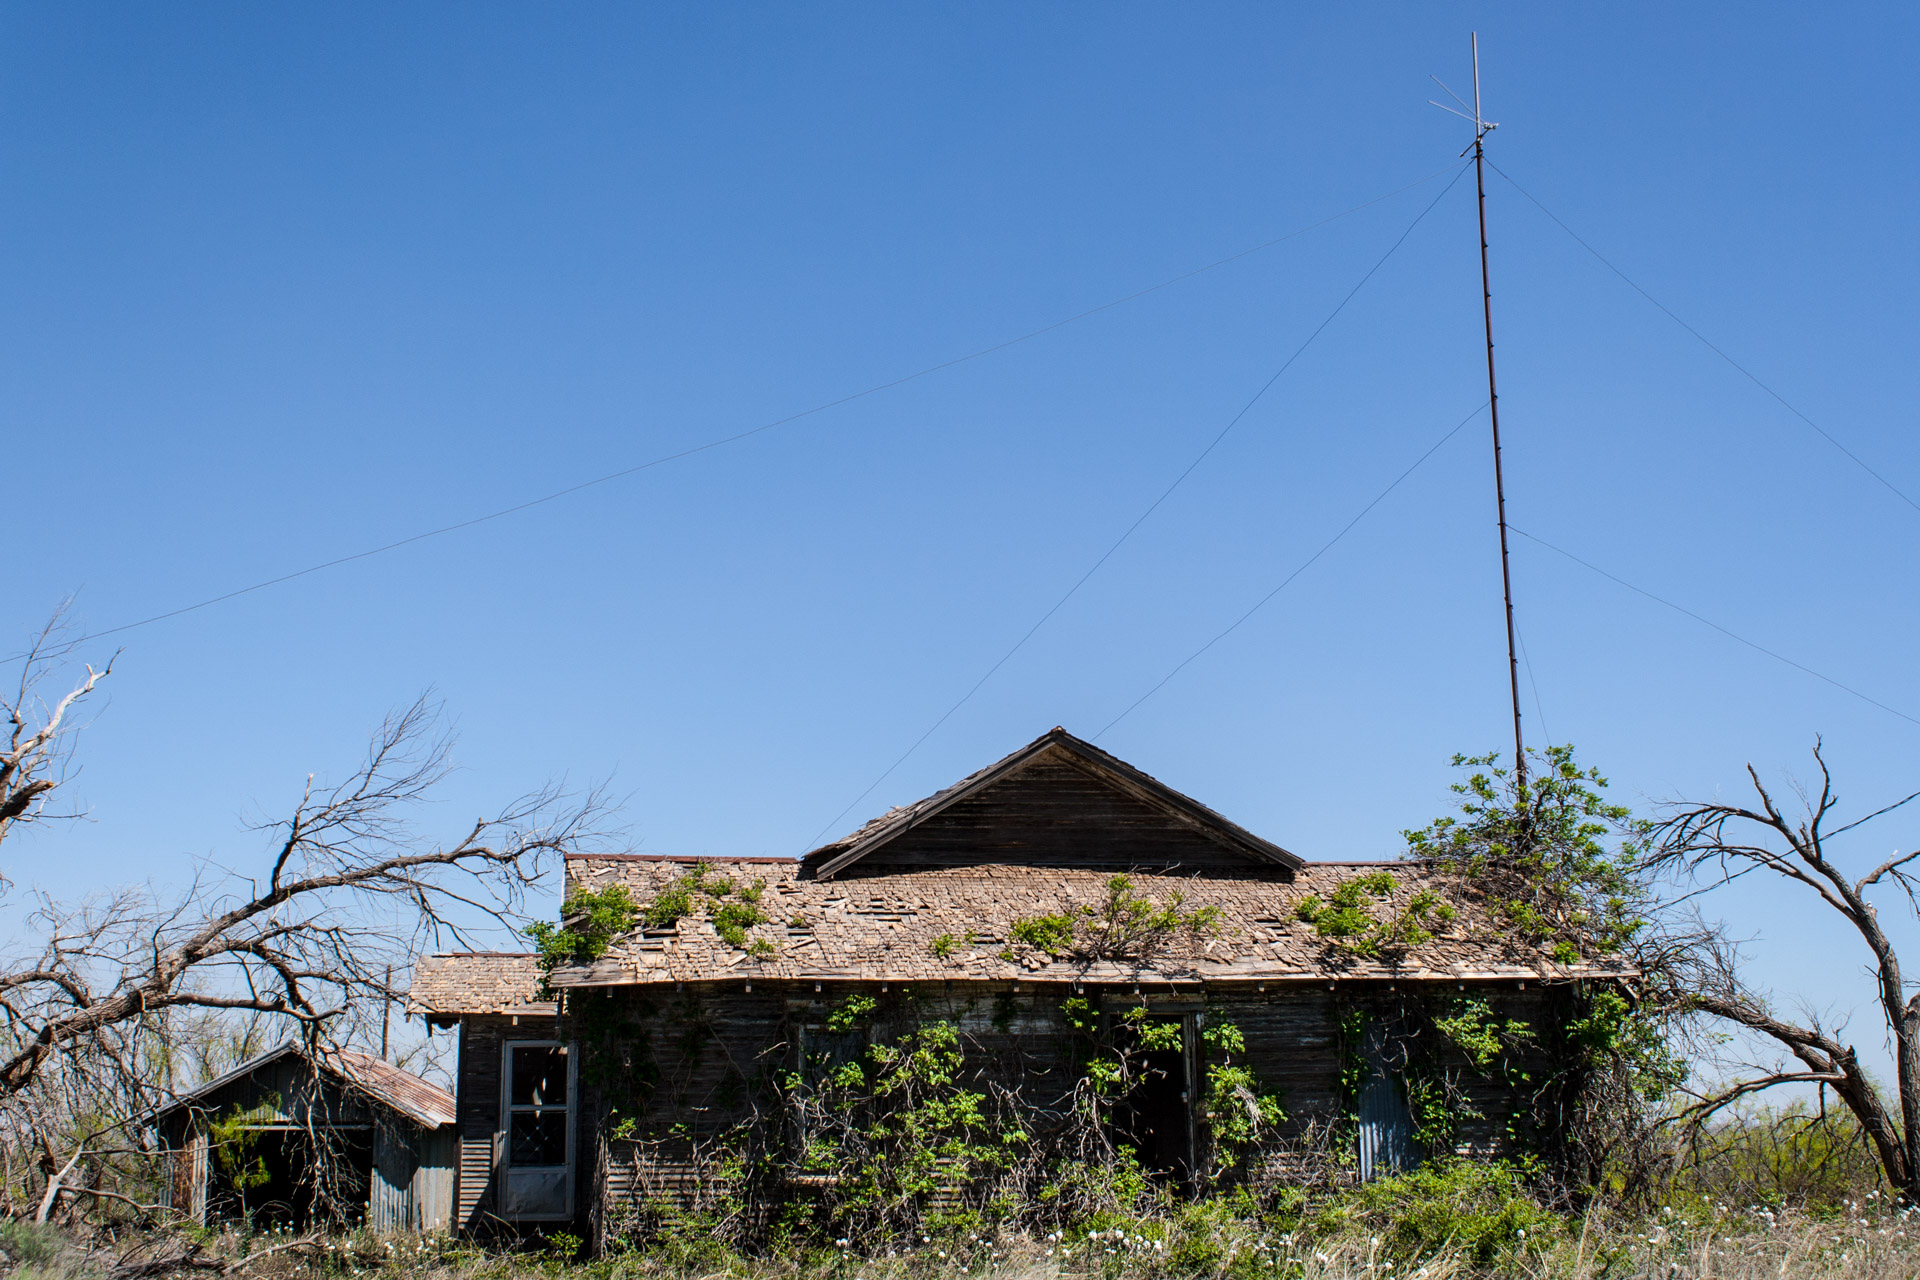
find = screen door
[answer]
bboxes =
[501,1041,574,1218]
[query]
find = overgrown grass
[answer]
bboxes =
[19,1205,1920,1280]
[1669,1102,1888,1215]
[12,1106,1918,1279]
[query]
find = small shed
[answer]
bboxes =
[152,1044,456,1233]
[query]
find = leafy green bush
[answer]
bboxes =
[524,883,640,978]
[1404,744,1644,959]
[1315,1159,1559,1266]
[1296,874,1446,956]
[1007,875,1221,963]
[712,899,767,947]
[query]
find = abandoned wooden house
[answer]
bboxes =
[408,728,1629,1241]
[152,1043,456,1232]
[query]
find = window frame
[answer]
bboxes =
[791,1022,868,1148]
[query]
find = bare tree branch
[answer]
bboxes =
[0,625,620,1225]
[1648,745,1920,1199]
[1,605,115,879]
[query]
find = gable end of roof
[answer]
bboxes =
[803,727,1300,879]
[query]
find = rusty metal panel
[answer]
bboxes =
[414,1128,456,1232]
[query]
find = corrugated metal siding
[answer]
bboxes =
[369,1120,413,1233]
[415,1128,457,1231]
[1355,1029,1416,1182]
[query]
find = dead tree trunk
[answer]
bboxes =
[1649,742,1920,1201]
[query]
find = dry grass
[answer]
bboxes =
[10,1208,1920,1280]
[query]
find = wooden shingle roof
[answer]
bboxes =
[413,735,1632,1008]
[406,952,556,1017]
[549,856,1631,988]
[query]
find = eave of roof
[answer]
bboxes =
[802,727,1301,879]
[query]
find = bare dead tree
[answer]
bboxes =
[0,606,113,887]
[0,634,616,1222]
[1645,740,1920,1200]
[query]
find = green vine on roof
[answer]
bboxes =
[1294,873,1454,959]
[523,868,778,995]
[1403,744,1646,961]
[524,883,642,992]
[1006,874,1222,964]
[635,865,773,950]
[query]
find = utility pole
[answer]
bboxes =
[1437,35,1526,786]
[381,964,392,1062]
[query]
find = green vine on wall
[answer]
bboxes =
[1197,1019,1286,1180]
[1334,1007,1370,1145]
[781,993,1016,1237]
[1435,998,1536,1072]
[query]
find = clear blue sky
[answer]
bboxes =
[5,4,1918,1052]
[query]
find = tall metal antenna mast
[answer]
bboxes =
[1434,33,1525,785]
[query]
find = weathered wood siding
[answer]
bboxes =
[594,985,792,1219]
[453,1010,578,1231]
[572,977,1576,1236]
[455,1017,502,1228]
[1202,984,1567,1180]
[833,756,1285,875]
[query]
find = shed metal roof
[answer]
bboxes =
[148,1044,454,1129]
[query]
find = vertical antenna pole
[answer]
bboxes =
[1470,32,1527,787]
[381,963,392,1061]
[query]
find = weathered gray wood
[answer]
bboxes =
[835,757,1289,876]
[448,976,1587,1237]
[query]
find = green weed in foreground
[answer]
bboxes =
[24,1196,1920,1280]
[1312,1161,1560,1267]
[0,1219,65,1268]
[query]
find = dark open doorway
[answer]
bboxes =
[206,1127,372,1229]
[1109,1014,1193,1184]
